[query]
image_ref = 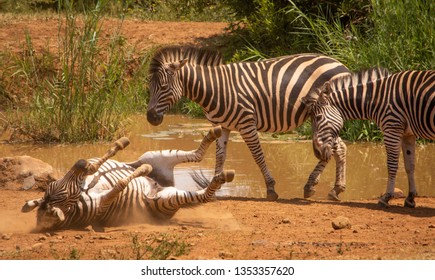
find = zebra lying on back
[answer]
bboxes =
[146,45,351,201]
[21,126,235,231]
[302,68,435,207]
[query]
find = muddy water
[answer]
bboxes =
[1,115,434,200]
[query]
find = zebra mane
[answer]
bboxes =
[149,45,223,72]
[329,67,390,93]
[302,67,390,109]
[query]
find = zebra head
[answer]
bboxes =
[147,56,188,125]
[302,82,344,162]
[147,46,223,126]
[21,159,91,230]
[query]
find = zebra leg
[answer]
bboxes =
[328,138,347,201]
[215,128,231,174]
[303,160,327,198]
[402,135,417,208]
[86,137,130,175]
[147,170,235,219]
[98,164,153,215]
[378,132,402,208]
[177,125,222,162]
[239,127,277,201]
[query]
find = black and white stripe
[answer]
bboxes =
[303,68,435,207]
[147,46,351,200]
[22,128,234,230]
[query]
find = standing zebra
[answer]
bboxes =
[21,126,235,231]
[302,68,435,207]
[146,45,350,201]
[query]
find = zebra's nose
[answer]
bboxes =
[147,108,163,126]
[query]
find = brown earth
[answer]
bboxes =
[0,15,434,260]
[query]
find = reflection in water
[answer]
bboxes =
[1,115,434,200]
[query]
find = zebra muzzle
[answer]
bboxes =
[147,108,164,126]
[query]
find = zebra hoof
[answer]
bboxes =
[210,126,222,139]
[266,190,279,201]
[304,186,316,198]
[114,137,130,150]
[135,164,153,177]
[327,190,340,201]
[222,170,235,183]
[377,198,390,208]
[404,198,416,208]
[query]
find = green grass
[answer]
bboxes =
[2,0,150,142]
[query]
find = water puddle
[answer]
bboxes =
[1,114,434,200]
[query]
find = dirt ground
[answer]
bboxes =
[0,15,434,260]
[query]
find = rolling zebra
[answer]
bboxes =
[146,45,350,201]
[21,126,235,231]
[302,68,435,207]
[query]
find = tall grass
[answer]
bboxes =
[6,0,149,142]
[287,0,434,141]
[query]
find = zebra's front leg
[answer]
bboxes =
[327,137,347,201]
[239,127,277,201]
[86,137,130,175]
[402,135,417,208]
[215,127,231,174]
[304,160,327,198]
[378,133,402,208]
[98,164,153,215]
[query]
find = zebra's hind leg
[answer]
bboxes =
[86,137,130,175]
[402,135,417,208]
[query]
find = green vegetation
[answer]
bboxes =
[131,233,190,260]
[0,0,433,143]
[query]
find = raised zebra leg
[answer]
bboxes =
[98,164,153,216]
[146,170,235,219]
[85,137,130,175]
[128,126,222,187]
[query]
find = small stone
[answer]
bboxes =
[181,225,188,230]
[32,243,43,249]
[38,236,47,241]
[2,234,11,240]
[219,251,233,258]
[281,218,291,224]
[332,216,351,230]
[428,225,435,229]
[75,235,83,240]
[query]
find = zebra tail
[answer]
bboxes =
[189,169,211,190]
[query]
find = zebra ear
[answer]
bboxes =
[21,198,44,212]
[50,206,65,222]
[301,89,320,111]
[167,58,188,73]
[318,82,332,104]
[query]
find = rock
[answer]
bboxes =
[281,218,291,224]
[0,156,60,190]
[332,216,351,230]
[381,188,405,199]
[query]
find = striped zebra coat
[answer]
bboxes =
[302,68,435,207]
[21,127,234,231]
[146,46,350,200]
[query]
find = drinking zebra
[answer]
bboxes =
[302,68,435,207]
[146,45,351,201]
[21,126,235,231]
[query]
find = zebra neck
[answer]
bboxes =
[180,64,221,111]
